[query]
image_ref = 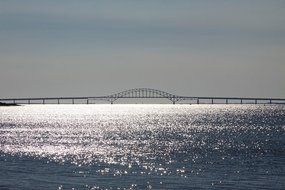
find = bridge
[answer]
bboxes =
[1,88,285,105]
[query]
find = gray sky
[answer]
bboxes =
[0,0,285,98]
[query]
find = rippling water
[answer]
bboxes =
[0,105,285,189]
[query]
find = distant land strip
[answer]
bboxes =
[0,102,18,106]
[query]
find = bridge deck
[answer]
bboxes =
[1,88,285,104]
[1,96,285,104]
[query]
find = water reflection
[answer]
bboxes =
[0,105,285,189]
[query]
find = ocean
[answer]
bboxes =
[0,105,284,189]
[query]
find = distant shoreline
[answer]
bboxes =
[0,102,19,106]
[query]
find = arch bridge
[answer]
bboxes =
[1,88,285,105]
[89,88,194,104]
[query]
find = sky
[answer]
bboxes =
[0,0,285,98]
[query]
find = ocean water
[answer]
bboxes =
[0,105,284,190]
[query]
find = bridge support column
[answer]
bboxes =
[197,99,199,104]
[211,99,214,104]
[226,99,228,104]
[28,99,31,104]
[13,100,16,104]
[269,99,272,104]
[87,99,89,104]
[43,99,45,104]
[72,99,74,104]
[57,99,60,104]
[255,99,257,104]
[240,99,243,104]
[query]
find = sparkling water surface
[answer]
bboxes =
[0,105,285,189]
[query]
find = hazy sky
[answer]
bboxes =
[0,0,284,98]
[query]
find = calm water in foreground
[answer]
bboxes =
[0,105,284,190]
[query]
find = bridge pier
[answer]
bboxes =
[197,99,199,104]
[43,99,45,104]
[255,99,257,104]
[57,99,60,104]
[226,99,228,104]
[211,99,214,104]
[240,99,243,104]
[72,99,74,104]
[87,99,89,104]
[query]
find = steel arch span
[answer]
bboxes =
[88,88,195,104]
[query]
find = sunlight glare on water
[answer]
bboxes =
[0,104,285,189]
